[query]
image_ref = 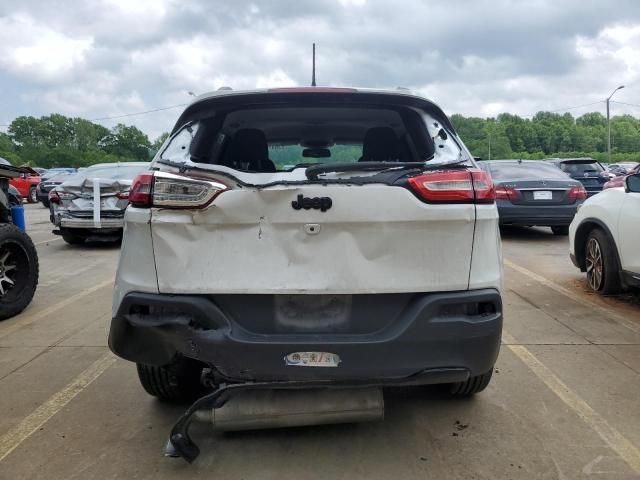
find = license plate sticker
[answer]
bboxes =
[533,190,553,200]
[285,352,341,367]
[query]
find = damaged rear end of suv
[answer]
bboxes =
[108,88,503,462]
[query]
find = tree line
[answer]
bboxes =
[450,111,640,162]
[0,114,169,168]
[1,111,639,168]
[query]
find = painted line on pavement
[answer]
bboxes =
[34,237,62,246]
[0,353,116,462]
[503,330,640,475]
[504,259,640,334]
[0,279,113,340]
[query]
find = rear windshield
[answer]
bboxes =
[159,104,465,172]
[486,162,571,181]
[559,161,603,175]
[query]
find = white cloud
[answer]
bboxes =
[0,14,93,81]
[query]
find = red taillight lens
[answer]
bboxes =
[129,172,228,209]
[568,185,588,200]
[495,187,518,200]
[48,190,60,204]
[129,173,154,207]
[407,169,495,204]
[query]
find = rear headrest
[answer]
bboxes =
[361,127,399,162]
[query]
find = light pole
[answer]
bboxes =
[606,85,624,163]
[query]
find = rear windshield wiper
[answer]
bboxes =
[305,159,470,180]
[305,162,427,180]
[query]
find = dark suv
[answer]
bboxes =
[546,158,610,196]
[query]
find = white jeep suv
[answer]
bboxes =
[570,172,640,294]
[108,88,503,461]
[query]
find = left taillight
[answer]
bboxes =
[407,169,495,204]
[129,171,228,209]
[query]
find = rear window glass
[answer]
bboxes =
[559,161,603,175]
[487,162,571,181]
[160,103,465,172]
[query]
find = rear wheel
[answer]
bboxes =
[0,224,39,320]
[449,369,493,396]
[551,226,569,236]
[585,229,620,294]
[136,358,205,402]
[28,187,37,204]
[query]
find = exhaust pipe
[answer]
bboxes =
[192,388,384,431]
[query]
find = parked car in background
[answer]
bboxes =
[49,162,149,244]
[7,166,41,203]
[108,87,504,461]
[36,172,76,207]
[479,160,587,235]
[570,172,640,294]
[41,167,76,181]
[546,158,610,197]
[607,162,639,176]
[0,162,39,320]
[603,163,640,190]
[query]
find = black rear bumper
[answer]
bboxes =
[109,289,502,384]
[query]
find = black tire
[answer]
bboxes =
[61,229,86,245]
[136,358,204,402]
[41,199,50,208]
[0,224,39,320]
[585,229,621,295]
[551,226,569,236]
[450,369,493,396]
[28,187,37,204]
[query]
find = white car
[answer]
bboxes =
[569,173,640,294]
[107,88,503,462]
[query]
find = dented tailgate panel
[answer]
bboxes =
[151,184,475,294]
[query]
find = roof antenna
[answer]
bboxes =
[311,43,317,87]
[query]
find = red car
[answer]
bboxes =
[9,167,41,203]
[604,164,640,190]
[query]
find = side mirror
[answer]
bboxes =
[625,173,640,193]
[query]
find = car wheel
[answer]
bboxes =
[585,229,621,295]
[137,358,205,402]
[449,368,493,396]
[551,226,569,236]
[41,199,50,208]
[61,230,86,245]
[28,187,37,204]
[0,224,39,320]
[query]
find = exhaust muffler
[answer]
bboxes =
[192,388,384,431]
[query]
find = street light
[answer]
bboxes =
[606,85,624,163]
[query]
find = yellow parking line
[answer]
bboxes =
[504,259,640,334]
[0,279,113,340]
[503,331,640,474]
[34,237,62,246]
[0,353,116,462]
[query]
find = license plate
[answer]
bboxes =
[285,352,341,367]
[533,191,553,200]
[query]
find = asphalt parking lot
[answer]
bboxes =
[1,203,639,479]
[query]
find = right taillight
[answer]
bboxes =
[568,185,587,200]
[129,171,228,209]
[407,169,495,204]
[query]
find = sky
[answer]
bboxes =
[1,0,640,139]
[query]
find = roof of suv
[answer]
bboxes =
[172,87,454,135]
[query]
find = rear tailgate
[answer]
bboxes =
[151,184,476,294]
